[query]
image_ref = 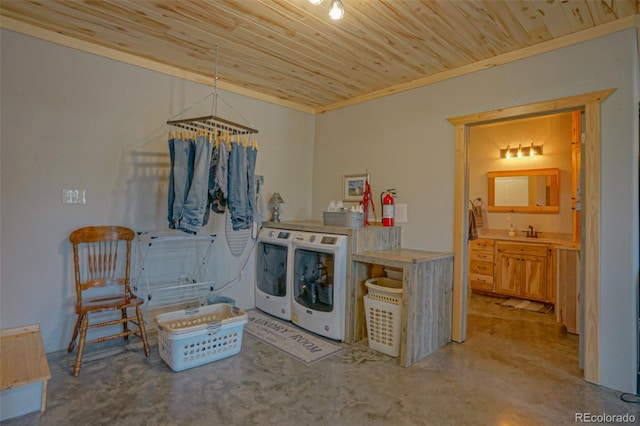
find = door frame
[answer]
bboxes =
[447,88,615,385]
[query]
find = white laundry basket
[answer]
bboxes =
[364,277,403,357]
[154,304,247,372]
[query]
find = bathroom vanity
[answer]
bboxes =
[468,231,580,333]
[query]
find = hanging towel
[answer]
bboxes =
[471,198,484,228]
[255,191,269,225]
[468,207,478,241]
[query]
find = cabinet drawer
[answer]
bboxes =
[469,273,494,291]
[469,260,493,276]
[496,242,548,257]
[470,251,494,262]
[469,273,493,284]
[469,239,494,251]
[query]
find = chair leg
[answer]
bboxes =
[122,308,129,341]
[135,307,150,357]
[73,315,89,376]
[67,314,82,353]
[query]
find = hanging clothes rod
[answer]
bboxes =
[167,114,258,135]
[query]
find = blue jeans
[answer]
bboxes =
[228,144,250,230]
[246,146,258,223]
[167,137,176,224]
[170,135,213,233]
[169,137,194,230]
[210,141,229,214]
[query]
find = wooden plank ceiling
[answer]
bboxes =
[1,0,638,113]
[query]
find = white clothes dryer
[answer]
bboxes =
[291,231,347,341]
[255,227,294,320]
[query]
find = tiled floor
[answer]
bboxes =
[3,294,637,425]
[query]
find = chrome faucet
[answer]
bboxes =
[525,225,539,238]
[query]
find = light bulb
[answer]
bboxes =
[530,143,535,157]
[329,0,344,20]
[517,144,523,158]
[505,145,511,159]
[309,0,323,5]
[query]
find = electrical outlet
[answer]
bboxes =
[62,189,86,205]
[505,214,511,221]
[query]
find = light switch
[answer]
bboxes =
[62,189,86,205]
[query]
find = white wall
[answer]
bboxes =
[0,30,315,352]
[312,30,638,393]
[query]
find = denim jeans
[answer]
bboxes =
[228,144,250,230]
[170,135,212,233]
[246,146,258,223]
[169,137,194,230]
[167,137,176,224]
[210,141,229,214]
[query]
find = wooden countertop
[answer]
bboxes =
[477,230,580,249]
[1,324,51,391]
[353,248,454,267]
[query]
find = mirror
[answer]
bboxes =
[488,168,559,213]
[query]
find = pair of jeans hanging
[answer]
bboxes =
[227,143,257,231]
[209,141,229,214]
[168,134,213,233]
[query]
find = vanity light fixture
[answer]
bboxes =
[329,0,345,20]
[500,143,542,159]
[309,0,344,20]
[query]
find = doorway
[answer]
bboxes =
[448,89,616,385]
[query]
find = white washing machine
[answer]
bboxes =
[291,231,347,341]
[255,227,294,320]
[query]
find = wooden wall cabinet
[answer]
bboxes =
[495,241,550,302]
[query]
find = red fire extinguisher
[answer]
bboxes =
[381,189,396,227]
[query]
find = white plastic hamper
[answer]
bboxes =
[154,304,248,372]
[364,277,402,357]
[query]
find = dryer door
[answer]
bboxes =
[256,241,288,297]
[293,247,335,312]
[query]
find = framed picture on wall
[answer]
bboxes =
[343,173,369,202]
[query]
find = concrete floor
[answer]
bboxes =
[3,294,637,425]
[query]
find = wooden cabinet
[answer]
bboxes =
[468,239,495,293]
[468,238,557,303]
[495,241,550,302]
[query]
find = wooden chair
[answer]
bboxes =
[67,226,150,376]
